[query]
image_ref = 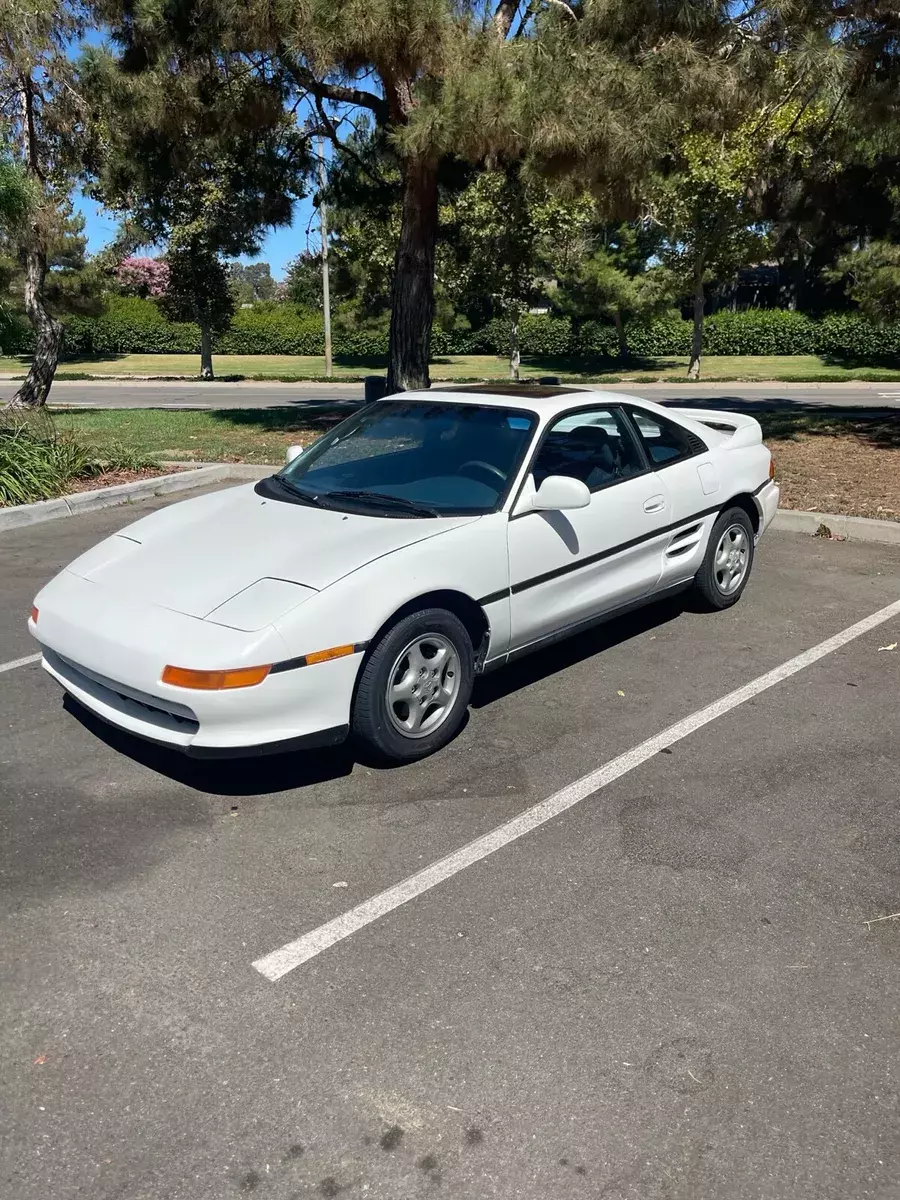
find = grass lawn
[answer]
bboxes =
[52,405,900,521]
[3,351,900,383]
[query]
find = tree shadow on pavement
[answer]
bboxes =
[208,403,361,438]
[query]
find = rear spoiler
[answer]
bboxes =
[673,408,763,449]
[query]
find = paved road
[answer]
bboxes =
[3,490,900,1199]
[3,378,900,411]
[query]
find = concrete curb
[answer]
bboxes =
[772,509,900,545]
[0,463,272,532]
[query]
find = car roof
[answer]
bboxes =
[394,384,651,416]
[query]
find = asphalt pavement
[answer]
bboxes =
[2,378,900,411]
[2,488,900,1200]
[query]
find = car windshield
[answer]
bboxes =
[278,400,537,517]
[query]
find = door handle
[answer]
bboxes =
[643,495,666,514]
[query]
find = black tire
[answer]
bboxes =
[351,607,475,763]
[692,506,756,610]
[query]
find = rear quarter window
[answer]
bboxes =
[628,409,708,466]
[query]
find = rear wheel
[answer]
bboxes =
[351,608,474,763]
[692,507,755,610]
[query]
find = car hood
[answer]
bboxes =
[65,482,478,619]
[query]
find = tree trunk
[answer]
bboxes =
[613,308,629,361]
[386,155,438,394]
[686,261,705,380]
[790,234,805,312]
[199,321,214,380]
[509,311,521,380]
[12,239,61,408]
[11,70,61,409]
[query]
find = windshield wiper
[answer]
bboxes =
[272,474,325,507]
[323,489,440,518]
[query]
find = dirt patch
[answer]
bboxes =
[65,466,186,493]
[772,434,900,521]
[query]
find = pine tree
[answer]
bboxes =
[79,27,309,378]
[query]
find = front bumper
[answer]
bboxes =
[31,570,362,755]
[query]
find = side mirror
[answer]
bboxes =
[528,474,591,513]
[285,445,303,465]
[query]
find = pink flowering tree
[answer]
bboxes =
[114,256,170,299]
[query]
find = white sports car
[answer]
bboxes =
[29,386,779,763]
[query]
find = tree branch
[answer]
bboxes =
[494,0,521,38]
[309,94,386,188]
[544,0,577,19]
[286,60,388,124]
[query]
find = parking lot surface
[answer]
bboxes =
[2,487,899,1200]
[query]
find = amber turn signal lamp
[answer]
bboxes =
[769,456,776,479]
[161,663,272,690]
[30,605,39,624]
[304,644,355,665]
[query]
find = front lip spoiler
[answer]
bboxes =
[64,692,349,759]
[183,725,349,759]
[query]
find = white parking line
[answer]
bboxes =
[253,596,900,982]
[0,652,41,674]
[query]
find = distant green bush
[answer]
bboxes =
[4,297,899,364]
[464,314,573,357]
[816,313,900,361]
[0,306,30,357]
[215,302,323,355]
[704,309,818,355]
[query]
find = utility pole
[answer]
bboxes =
[318,136,332,378]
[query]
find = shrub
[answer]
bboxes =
[9,298,898,364]
[465,314,573,357]
[704,309,818,355]
[816,313,900,361]
[215,303,324,355]
[90,295,199,355]
[0,413,159,507]
[625,312,693,357]
[0,420,90,505]
[0,306,30,356]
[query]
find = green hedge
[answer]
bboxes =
[816,313,900,361]
[464,314,574,357]
[4,296,900,363]
[703,309,819,355]
[215,303,323,355]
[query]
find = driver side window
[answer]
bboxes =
[533,407,645,492]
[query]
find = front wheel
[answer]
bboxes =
[351,608,474,763]
[692,507,755,610]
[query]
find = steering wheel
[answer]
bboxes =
[458,459,507,487]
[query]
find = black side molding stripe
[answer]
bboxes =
[477,588,511,606]
[509,504,723,596]
[270,641,369,674]
[478,483,770,606]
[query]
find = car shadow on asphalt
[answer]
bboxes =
[63,695,357,796]
[471,594,689,708]
[64,594,691,796]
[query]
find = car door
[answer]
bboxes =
[625,406,717,588]
[507,404,671,651]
